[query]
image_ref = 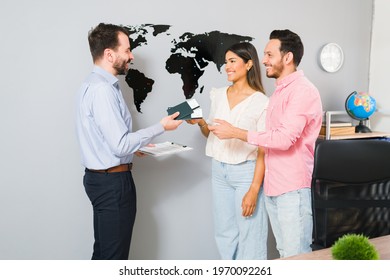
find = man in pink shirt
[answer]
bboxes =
[209,29,323,258]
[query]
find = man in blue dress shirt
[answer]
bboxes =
[75,23,182,260]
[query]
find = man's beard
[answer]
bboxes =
[113,58,129,75]
[265,61,284,79]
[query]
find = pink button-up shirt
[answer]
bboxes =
[247,70,323,196]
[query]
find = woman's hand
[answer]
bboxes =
[186,119,202,125]
[241,188,259,217]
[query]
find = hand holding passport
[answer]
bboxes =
[167,99,203,120]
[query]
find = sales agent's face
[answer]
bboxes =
[224,51,252,84]
[112,32,134,76]
[262,39,286,81]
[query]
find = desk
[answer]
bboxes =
[280,235,390,260]
[317,131,390,140]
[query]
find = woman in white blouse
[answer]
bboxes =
[188,42,269,259]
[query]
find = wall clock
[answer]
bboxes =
[319,43,344,73]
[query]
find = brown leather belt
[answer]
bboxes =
[88,163,133,173]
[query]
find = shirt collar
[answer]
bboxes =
[275,70,304,90]
[92,65,119,87]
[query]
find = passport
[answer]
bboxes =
[167,99,202,120]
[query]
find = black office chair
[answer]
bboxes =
[311,139,390,250]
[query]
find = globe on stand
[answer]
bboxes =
[345,91,376,133]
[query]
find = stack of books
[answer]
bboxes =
[320,121,355,136]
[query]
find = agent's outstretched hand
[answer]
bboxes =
[160,112,183,131]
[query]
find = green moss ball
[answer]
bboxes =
[331,234,379,260]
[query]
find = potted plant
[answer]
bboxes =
[331,233,379,260]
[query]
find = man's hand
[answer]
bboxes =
[160,112,183,131]
[134,151,147,157]
[135,144,155,157]
[208,119,247,141]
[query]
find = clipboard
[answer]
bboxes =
[139,141,193,157]
[167,99,202,120]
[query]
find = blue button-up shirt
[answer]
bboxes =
[75,66,164,169]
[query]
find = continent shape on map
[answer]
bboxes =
[123,24,253,112]
[125,69,154,113]
[166,31,253,99]
[125,24,171,50]
[124,24,171,112]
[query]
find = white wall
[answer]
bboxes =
[0,0,374,260]
[369,0,390,132]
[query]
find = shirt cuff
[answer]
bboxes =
[247,130,260,145]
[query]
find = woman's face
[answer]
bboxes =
[224,51,250,83]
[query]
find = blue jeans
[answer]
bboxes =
[212,159,268,260]
[265,188,312,258]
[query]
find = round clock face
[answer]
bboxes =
[319,43,344,73]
